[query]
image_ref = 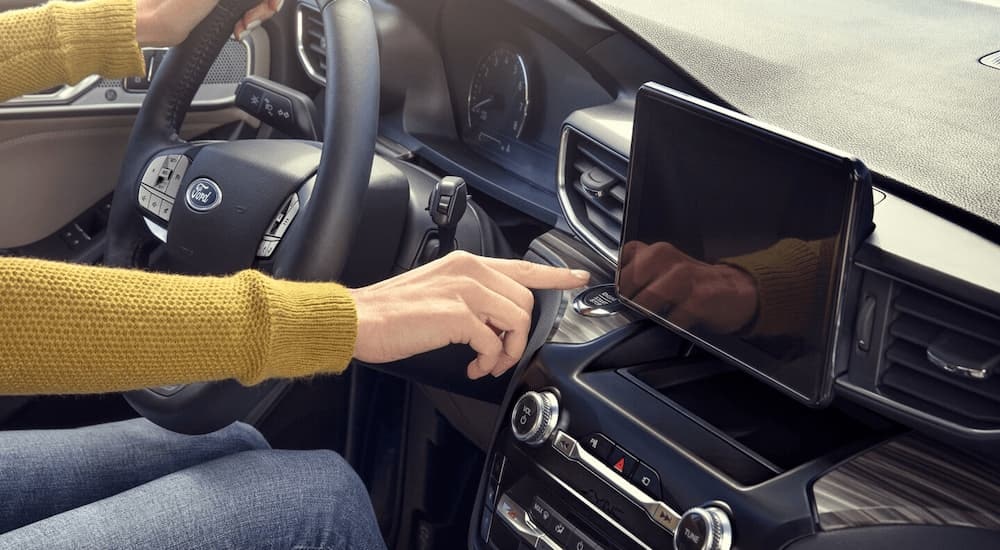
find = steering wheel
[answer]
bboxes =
[103,0,379,434]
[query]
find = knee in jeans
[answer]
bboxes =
[209,421,270,453]
[289,450,368,502]
[237,449,371,512]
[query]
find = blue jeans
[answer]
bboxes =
[0,419,386,549]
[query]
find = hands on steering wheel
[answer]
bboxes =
[135,0,282,47]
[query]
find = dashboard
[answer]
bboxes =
[294,1,1000,549]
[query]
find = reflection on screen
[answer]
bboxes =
[618,88,854,402]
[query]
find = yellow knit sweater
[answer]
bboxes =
[0,0,359,395]
[0,0,144,102]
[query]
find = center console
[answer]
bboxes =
[468,231,1000,550]
[469,231,858,550]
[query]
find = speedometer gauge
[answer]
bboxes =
[467,47,530,152]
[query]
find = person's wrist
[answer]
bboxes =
[348,287,382,364]
[716,264,759,332]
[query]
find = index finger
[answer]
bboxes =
[480,258,590,290]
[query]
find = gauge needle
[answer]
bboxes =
[471,96,496,113]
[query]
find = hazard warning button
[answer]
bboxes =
[606,446,638,478]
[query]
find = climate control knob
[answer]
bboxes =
[674,505,733,550]
[510,391,559,446]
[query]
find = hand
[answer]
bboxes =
[350,251,590,380]
[135,0,284,47]
[619,241,758,334]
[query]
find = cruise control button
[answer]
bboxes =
[607,446,638,478]
[157,199,174,221]
[582,433,614,461]
[137,186,152,209]
[147,193,162,215]
[631,462,662,499]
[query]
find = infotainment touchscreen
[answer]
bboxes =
[617,84,873,405]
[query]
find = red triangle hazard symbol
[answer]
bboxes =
[613,457,625,472]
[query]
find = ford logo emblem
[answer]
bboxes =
[185,178,222,212]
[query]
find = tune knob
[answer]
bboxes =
[674,505,733,550]
[510,391,559,446]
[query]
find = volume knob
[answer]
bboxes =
[674,506,733,550]
[510,391,559,446]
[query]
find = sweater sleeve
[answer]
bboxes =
[0,257,358,395]
[720,238,836,339]
[0,0,145,102]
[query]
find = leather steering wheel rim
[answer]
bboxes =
[104,0,379,434]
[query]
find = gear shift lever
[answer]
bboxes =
[427,176,469,259]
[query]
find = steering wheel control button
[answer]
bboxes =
[572,284,623,317]
[147,193,163,216]
[631,462,662,500]
[511,391,559,446]
[266,194,301,239]
[607,446,638,478]
[166,156,190,198]
[185,178,223,212]
[257,236,280,258]
[137,186,152,210]
[140,156,165,186]
[674,506,733,550]
[163,154,181,171]
[256,193,302,259]
[582,433,615,461]
[157,199,174,221]
[137,154,190,222]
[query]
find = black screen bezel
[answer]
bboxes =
[617,83,866,406]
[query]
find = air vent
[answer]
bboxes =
[296,4,327,85]
[879,284,1000,430]
[558,127,629,262]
